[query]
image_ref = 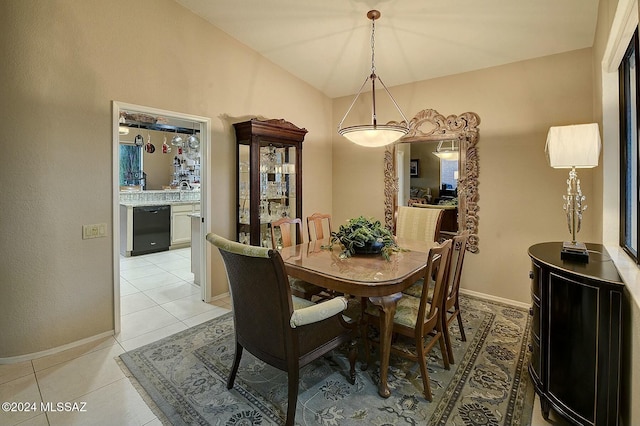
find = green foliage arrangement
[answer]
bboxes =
[323,216,402,260]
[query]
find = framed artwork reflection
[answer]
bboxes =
[409,159,419,177]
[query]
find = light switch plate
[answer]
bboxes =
[83,223,107,239]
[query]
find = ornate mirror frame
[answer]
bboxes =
[384,109,480,252]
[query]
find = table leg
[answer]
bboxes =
[368,293,402,398]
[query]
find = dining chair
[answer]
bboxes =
[395,205,444,243]
[361,239,452,401]
[271,217,325,300]
[207,233,357,426]
[403,231,470,364]
[306,212,332,241]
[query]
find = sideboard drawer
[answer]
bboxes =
[530,266,540,301]
[529,336,541,382]
[530,301,540,340]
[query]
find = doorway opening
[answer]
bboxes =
[112,101,212,335]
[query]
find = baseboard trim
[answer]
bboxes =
[0,330,115,365]
[460,288,530,310]
[210,291,230,302]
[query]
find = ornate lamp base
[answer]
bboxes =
[561,241,589,263]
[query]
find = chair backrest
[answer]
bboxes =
[271,217,303,249]
[444,231,469,311]
[306,213,332,241]
[416,239,452,330]
[206,233,295,367]
[395,206,444,242]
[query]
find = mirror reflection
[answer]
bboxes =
[384,109,480,252]
[398,141,459,206]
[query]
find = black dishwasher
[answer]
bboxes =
[132,205,171,256]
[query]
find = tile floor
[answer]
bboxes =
[0,248,231,425]
[0,247,562,425]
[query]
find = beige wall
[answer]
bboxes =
[333,48,596,304]
[0,0,333,358]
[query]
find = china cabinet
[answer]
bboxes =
[528,242,623,425]
[234,118,306,247]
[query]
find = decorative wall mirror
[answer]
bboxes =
[384,109,480,252]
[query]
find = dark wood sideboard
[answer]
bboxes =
[528,242,624,426]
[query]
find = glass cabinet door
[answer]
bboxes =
[234,118,306,247]
[238,144,250,244]
[256,146,297,247]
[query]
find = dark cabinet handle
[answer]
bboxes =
[529,307,534,316]
[529,271,534,279]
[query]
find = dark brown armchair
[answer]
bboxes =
[207,233,357,426]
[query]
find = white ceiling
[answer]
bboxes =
[175,0,599,98]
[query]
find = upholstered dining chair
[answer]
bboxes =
[306,212,332,241]
[361,239,452,401]
[395,205,444,243]
[403,231,469,364]
[207,233,357,426]
[271,217,325,300]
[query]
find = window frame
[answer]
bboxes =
[619,27,640,262]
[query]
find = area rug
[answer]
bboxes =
[119,294,534,425]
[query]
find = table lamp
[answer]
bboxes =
[545,123,601,262]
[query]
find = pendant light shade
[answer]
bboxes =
[432,140,459,160]
[340,124,408,147]
[337,10,408,147]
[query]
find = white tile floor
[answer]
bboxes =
[0,248,231,425]
[0,247,561,425]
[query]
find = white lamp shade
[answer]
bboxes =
[339,125,407,147]
[545,123,601,168]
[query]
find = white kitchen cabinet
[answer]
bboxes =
[190,213,201,285]
[171,204,197,247]
[120,204,133,256]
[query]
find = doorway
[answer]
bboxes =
[112,101,211,334]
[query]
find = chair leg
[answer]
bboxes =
[348,337,358,384]
[360,298,371,371]
[443,316,455,365]
[361,322,371,371]
[226,342,243,389]
[415,342,433,401]
[438,332,450,370]
[456,306,467,342]
[285,368,299,426]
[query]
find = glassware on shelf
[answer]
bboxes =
[234,119,306,246]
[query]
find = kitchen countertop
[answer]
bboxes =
[120,200,200,207]
[119,189,200,207]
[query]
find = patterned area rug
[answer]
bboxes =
[119,294,534,425]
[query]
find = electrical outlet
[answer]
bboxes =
[83,223,107,239]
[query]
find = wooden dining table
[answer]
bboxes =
[279,237,435,398]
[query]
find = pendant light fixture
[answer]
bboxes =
[337,10,409,147]
[432,139,459,160]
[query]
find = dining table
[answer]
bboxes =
[278,237,435,398]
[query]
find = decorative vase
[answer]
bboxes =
[353,240,384,255]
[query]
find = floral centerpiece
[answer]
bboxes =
[323,216,402,260]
